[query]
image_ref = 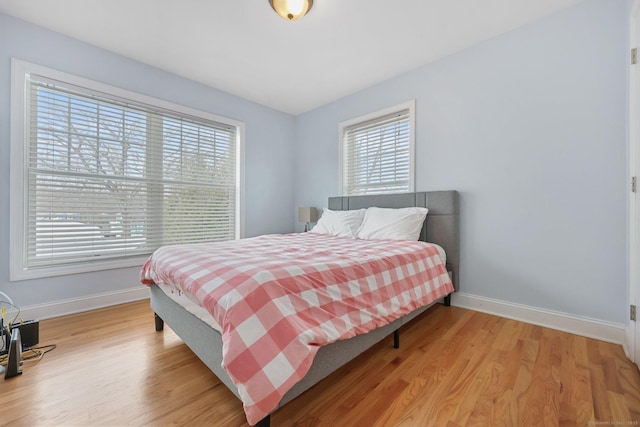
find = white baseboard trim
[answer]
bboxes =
[14,288,627,346]
[19,287,150,321]
[451,292,625,345]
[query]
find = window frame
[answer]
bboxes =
[338,100,416,196]
[10,58,245,281]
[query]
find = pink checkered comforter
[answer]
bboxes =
[140,233,453,425]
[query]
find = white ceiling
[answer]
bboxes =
[0,0,584,115]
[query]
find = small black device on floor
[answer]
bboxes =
[10,320,39,348]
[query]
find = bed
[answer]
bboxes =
[144,190,459,426]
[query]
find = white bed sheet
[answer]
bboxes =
[156,282,222,331]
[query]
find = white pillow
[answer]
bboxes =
[309,208,366,238]
[356,207,428,241]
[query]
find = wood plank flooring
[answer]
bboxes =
[0,300,638,426]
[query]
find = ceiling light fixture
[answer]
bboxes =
[269,0,313,21]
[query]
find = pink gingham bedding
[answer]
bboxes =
[140,233,453,425]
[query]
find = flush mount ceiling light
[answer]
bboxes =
[269,0,313,21]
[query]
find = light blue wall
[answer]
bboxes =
[0,0,630,325]
[295,0,628,324]
[0,14,296,307]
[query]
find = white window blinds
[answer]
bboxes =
[341,101,415,196]
[15,67,241,277]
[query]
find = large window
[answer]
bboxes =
[10,60,244,280]
[339,100,415,196]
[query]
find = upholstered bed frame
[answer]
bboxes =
[149,190,459,426]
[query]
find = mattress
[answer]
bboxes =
[154,239,446,333]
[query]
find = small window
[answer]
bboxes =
[10,59,244,280]
[339,100,415,196]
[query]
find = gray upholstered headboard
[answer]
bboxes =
[328,191,459,291]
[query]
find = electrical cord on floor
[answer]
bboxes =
[0,344,57,367]
[0,293,52,370]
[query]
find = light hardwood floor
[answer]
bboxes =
[1,300,639,426]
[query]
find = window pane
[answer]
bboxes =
[342,105,413,196]
[21,72,240,275]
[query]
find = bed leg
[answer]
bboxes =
[443,294,451,307]
[255,415,270,427]
[393,329,400,349]
[154,313,164,331]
